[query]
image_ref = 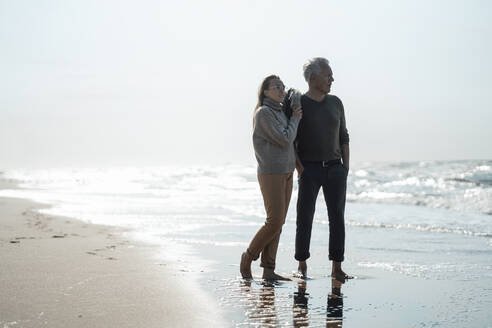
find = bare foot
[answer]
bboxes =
[297,261,307,278]
[240,252,253,279]
[331,269,353,283]
[263,269,291,281]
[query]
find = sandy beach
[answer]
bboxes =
[0,184,224,327]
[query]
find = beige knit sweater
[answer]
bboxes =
[253,97,300,174]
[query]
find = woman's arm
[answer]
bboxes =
[255,108,300,148]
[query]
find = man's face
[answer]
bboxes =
[312,65,334,94]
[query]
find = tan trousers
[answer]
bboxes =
[247,173,293,270]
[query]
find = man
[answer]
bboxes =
[294,57,351,282]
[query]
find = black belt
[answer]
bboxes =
[303,159,341,168]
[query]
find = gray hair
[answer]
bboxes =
[303,57,330,82]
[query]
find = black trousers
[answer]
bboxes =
[295,160,348,262]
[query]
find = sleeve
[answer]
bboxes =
[282,89,293,119]
[254,108,300,148]
[336,97,350,145]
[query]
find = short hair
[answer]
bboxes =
[303,57,330,82]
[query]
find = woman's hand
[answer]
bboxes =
[292,104,303,119]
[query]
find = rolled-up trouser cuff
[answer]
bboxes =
[329,252,344,262]
[294,252,310,262]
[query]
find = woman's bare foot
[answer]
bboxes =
[240,252,253,279]
[263,268,291,281]
[297,261,307,278]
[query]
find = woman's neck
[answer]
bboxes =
[263,97,282,111]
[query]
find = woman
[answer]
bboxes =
[240,75,302,280]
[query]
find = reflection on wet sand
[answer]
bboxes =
[293,278,344,327]
[327,278,344,327]
[293,280,309,327]
[240,280,279,327]
[236,276,345,327]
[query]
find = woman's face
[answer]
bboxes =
[263,79,286,103]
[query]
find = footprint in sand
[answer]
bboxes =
[85,247,118,260]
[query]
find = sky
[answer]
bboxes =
[1,0,491,168]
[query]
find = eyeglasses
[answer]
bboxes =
[268,85,286,91]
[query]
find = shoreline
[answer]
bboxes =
[0,180,225,327]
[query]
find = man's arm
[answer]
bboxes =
[336,96,350,170]
[341,144,350,170]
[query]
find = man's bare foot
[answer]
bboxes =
[331,271,346,283]
[297,261,307,278]
[263,268,291,281]
[331,261,353,283]
[331,269,353,283]
[240,252,253,279]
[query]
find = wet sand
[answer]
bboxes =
[0,186,225,327]
[197,244,492,327]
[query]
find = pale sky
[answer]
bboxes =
[1,0,491,168]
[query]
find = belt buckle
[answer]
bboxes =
[322,161,329,167]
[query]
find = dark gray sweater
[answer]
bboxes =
[253,98,300,174]
[295,94,349,161]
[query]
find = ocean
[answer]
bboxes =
[1,160,491,327]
